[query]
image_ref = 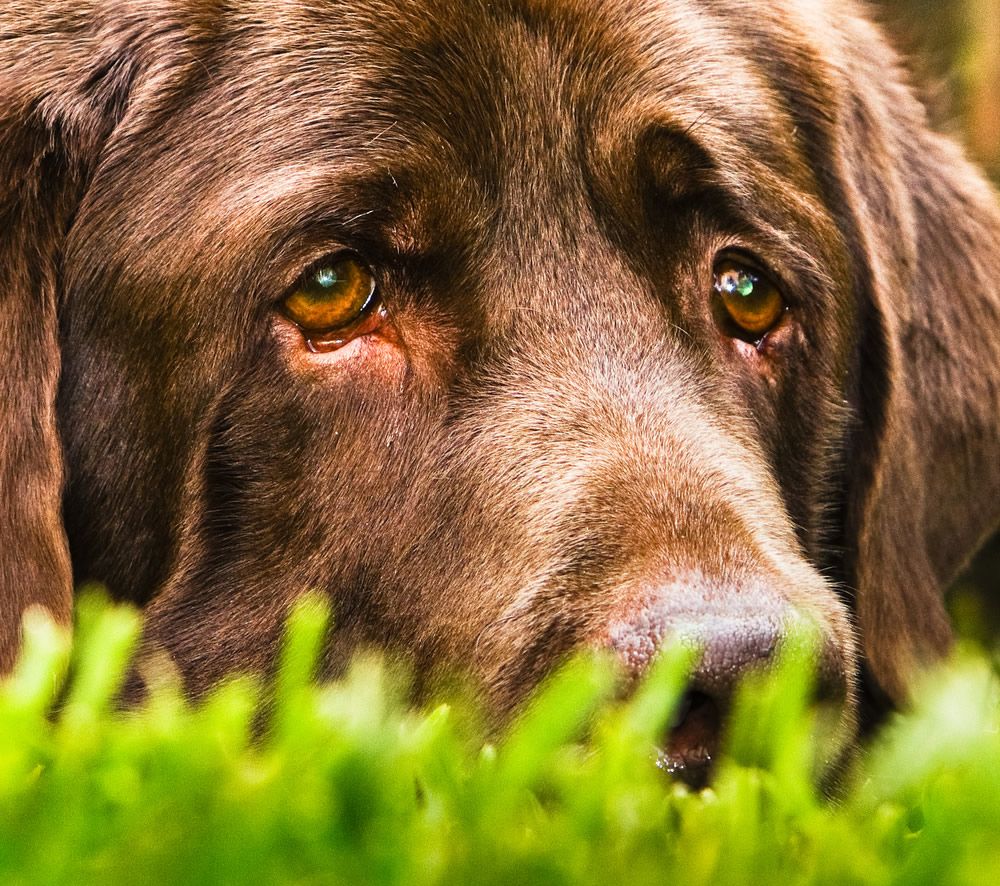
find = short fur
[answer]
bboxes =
[2,0,999,754]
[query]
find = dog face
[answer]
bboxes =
[3,0,1000,780]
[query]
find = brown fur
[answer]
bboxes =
[2,0,999,763]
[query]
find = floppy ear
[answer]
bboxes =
[0,9,142,670]
[836,18,1000,704]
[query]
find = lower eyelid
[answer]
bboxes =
[271,310,406,379]
[298,304,387,353]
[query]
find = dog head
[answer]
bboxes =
[3,0,999,778]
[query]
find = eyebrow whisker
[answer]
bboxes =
[364,120,398,146]
[345,208,378,224]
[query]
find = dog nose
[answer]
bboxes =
[686,615,781,695]
[607,605,847,788]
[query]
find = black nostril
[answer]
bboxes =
[668,690,695,730]
[813,639,850,708]
[658,690,720,789]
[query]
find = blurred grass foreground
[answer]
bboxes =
[1,596,999,885]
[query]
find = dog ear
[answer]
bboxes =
[0,11,142,670]
[836,18,1000,704]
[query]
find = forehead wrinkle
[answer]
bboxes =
[168,0,844,301]
[692,0,849,191]
[604,2,841,249]
[203,0,817,205]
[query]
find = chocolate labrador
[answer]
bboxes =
[3,0,999,782]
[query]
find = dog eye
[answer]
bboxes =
[281,254,379,338]
[713,258,785,339]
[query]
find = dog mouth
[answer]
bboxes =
[656,690,722,789]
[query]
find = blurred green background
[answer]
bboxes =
[877,0,1000,643]
[878,0,999,179]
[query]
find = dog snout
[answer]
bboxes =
[606,588,849,788]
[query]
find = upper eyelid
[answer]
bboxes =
[713,240,829,309]
[272,246,369,303]
[296,250,368,282]
[714,249,788,300]
[714,249,775,278]
[262,207,390,298]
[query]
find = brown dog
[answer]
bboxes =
[2,0,999,782]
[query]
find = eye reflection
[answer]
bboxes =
[713,259,785,339]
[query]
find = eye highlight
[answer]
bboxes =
[713,258,785,340]
[281,254,383,352]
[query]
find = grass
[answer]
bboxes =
[1,594,998,885]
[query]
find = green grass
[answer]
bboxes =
[1,595,998,885]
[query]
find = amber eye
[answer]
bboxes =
[282,254,377,333]
[713,258,785,339]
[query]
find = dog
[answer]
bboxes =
[2,0,999,783]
